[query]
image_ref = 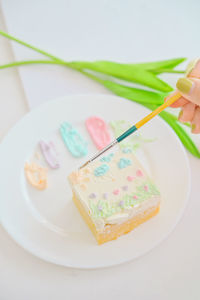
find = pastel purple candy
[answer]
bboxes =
[39,140,60,169]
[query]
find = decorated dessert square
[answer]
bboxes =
[68,148,161,244]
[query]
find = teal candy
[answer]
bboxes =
[60,122,88,157]
[94,164,109,176]
[118,158,132,169]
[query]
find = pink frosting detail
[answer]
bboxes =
[144,185,149,191]
[127,175,135,182]
[136,169,143,177]
[133,195,138,199]
[113,189,120,195]
[85,116,111,150]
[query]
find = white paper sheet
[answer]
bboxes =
[1,0,198,109]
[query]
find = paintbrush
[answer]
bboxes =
[80,92,181,169]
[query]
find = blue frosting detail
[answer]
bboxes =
[122,148,132,153]
[94,164,109,176]
[100,153,114,163]
[118,158,132,169]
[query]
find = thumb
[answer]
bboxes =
[176,77,200,106]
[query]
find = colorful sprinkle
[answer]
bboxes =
[127,175,135,182]
[84,177,90,182]
[118,158,132,169]
[98,205,103,211]
[94,164,109,176]
[69,172,90,185]
[88,181,160,219]
[113,189,120,195]
[136,169,143,177]
[83,168,90,174]
[119,200,124,207]
[103,193,108,199]
[122,185,128,191]
[80,184,86,190]
[89,193,96,199]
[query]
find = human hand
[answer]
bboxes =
[166,59,200,134]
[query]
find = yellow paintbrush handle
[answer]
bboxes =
[80,92,182,169]
[135,92,181,129]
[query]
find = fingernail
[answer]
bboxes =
[176,78,194,95]
[185,58,200,76]
[192,124,196,132]
[178,110,183,121]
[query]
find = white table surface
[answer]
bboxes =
[0,1,200,299]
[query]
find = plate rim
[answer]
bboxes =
[0,94,191,269]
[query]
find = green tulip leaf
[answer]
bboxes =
[133,57,186,71]
[71,61,173,92]
[0,29,199,159]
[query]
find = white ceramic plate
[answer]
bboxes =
[0,95,191,269]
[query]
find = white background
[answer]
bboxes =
[0,0,200,299]
[2,0,200,108]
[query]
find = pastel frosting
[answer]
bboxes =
[25,162,47,190]
[39,140,60,169]
[110,120,154,152]
[60,122,88,157]
[68,149,161,231]
[85,116,111,150]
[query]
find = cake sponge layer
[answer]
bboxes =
[73,193,160,244]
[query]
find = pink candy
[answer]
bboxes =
[136,169,143,177]
[127,175,135,182]
[127,170,143,182]
[144,185,149,191]
[85,116,111,150]
[133,195,138,199]
[113,189,120,195]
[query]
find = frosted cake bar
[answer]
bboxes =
[68,149,161,244]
